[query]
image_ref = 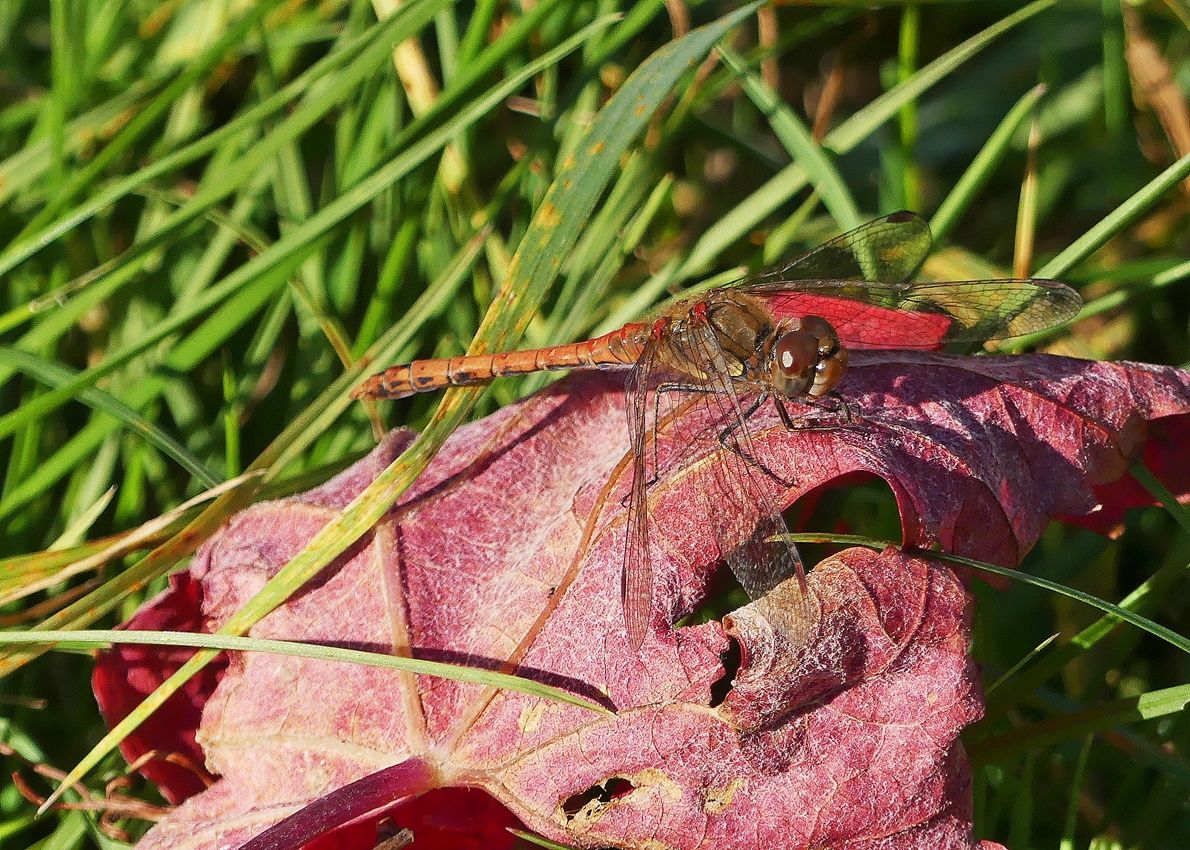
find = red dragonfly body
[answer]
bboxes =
[353,212,1081,649]
[351,291,846,403]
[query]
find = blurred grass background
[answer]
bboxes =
[2,0,1190,847]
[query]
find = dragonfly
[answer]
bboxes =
[352,211,1082,650]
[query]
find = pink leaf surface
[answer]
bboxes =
[98,354,1190,850]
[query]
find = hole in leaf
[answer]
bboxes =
[784,473,902,567]
[679,475,903,632]
[709,635,742,708]
[675,560,749,629]
[561,777,636,819]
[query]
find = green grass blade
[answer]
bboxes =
[984,634,1059,696]
[286,227,491,459]
[0,83,157,208]
[1,630,610,716]
[1101,0,1127,135]
[49,487,114,551]
[718,44,861,232]
[1006,752,1035,849]
[1129,460,1190,538]
[782,532,1190,656]
[0,8,422,283]
[21,0,282,236]
[986,553,1188,719]
[680,0,1058,282]
[897,3,922,212]
[0,474,252,607]
[1059,736,1094,850]
[0,347,220,488]
[1036,150,1190,279]
[970,684,1190,766]
[507,828,580,850]
[679,161,813,278]
[931,84,1046,244]
[825,0,1061,155]
[932,551,1190,656]
[0,1,452,381]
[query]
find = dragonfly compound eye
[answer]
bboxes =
[771,329,819,396]
[798,315,846,397]
[811,346,847,397]
[772,316,847,398]
[798,315,839,356]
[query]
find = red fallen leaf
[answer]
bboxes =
[1063,415,1190,537]
[91,432,422,806]
[93,572,225,804]
[99,354,1190,850]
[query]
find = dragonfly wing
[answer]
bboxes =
[662,321,817,641]
[884,278,1083,343]
[739,278,1081,350]
[748,211,932,286]
[622,333,662,651]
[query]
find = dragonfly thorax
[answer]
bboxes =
[767,314,847,399]
[661,294,847,401]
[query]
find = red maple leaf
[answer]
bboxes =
[95,354,1190,850]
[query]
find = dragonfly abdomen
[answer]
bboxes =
[351,323,650,399]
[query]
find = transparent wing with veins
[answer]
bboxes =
[758,211,934,285]
[622,330,660,651]
[621,319,815,651]
[737,212,1080,349]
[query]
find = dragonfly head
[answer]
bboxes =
[770,315,847,399]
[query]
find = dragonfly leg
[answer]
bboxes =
[649,381,713,484]
[711,393,799,489]
[820,391,856,425]
[776,391,861,432]
[618,380,699,507]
